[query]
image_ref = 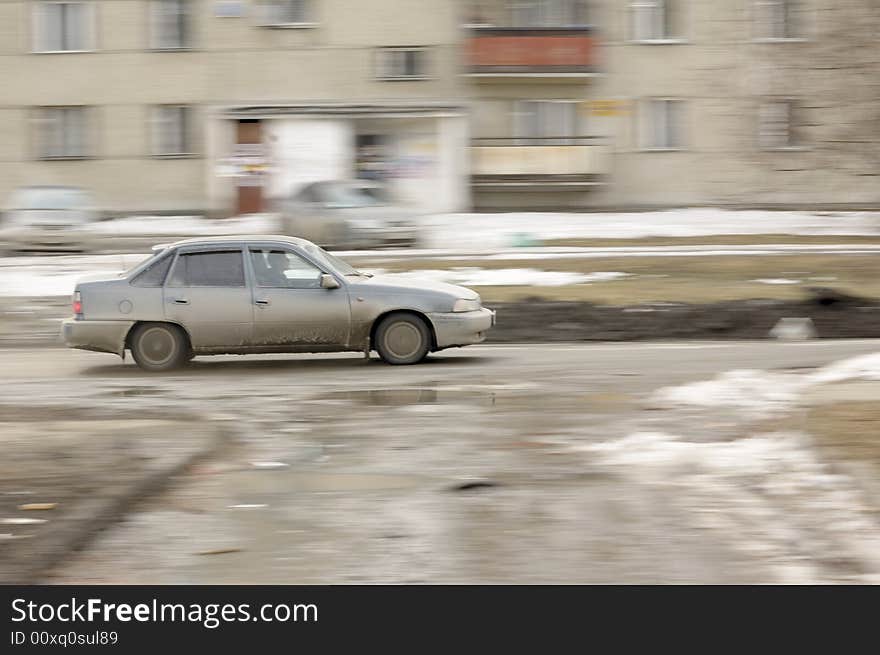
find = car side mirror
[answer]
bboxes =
[320,274,340,289]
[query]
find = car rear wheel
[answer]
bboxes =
[130,323,188,372]
[375,314,431,365]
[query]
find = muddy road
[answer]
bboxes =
[2,341,880,583]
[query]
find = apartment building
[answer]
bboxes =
[0,0,469,215]
[467,0,880,209]
[2,0,879,215]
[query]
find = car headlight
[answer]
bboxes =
[452,298,481,312]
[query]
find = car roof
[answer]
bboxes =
[162,235,316,250]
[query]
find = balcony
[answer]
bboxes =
[470,137,609,189]
[465,26,597,80]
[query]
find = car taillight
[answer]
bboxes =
[73,291,82,316]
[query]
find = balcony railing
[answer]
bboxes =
[471,137,609,188]
[465,26,596,78]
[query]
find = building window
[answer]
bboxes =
[32,1,94,52]
[754,0,802,40]
[514,100,583,145]
[376,47,428,80]
[640,99,684,150]
[631,1,682,41]
[34,107,90,159]
[257,0,312,26]
[759,100,801,149]
[509,0,587,27]
[151,105,194,156]
[150,0,191,49]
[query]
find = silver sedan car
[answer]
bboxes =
[62,236,495,371]
[0,185,98,254]
[279,180,419,249]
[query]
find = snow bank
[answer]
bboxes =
[84,208,880,250]
[579,431,880,582]
[753,278,801,285]
[369,268,630,287]
[809,352,880,384]
[421,208,880,250]
[0,254,147,297]
[88,213,279,238]
[0,253,631,297]
[651,352,880,417]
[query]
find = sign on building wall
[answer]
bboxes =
[216,143,270,186]
[586,100,630,117]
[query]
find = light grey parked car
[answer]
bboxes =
[62,235,495,371]
[0,186,98,254]
[278,180,419,249]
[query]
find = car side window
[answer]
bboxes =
[131,253,173,287]
[296,186,317,204]
[249,248,322,290]
[167,250,246,287]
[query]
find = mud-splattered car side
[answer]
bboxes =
[62,235,495,371]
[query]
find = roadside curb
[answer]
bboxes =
[5,420,232,584]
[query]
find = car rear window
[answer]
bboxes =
[130,253,174,287]
[167,250,245,287]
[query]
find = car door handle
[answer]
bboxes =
[171,298,189,305]
[255,299,271,306]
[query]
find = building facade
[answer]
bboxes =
[2,0,880,215]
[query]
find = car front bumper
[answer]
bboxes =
[351,226,418,249]
[62,318,134,356]
[0,230,86,253]
[428,308,496,349]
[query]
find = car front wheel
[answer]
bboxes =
[375,314,431,365]
[129,323,188,372]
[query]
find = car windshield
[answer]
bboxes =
[301,243,363,277]
[10,188,88,211]
[316,183,383,209]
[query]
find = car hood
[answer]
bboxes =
[348,274,478,300]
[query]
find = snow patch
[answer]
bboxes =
[420,208,880,250]
[651,351,880,417]
[367,268,630,287]
[753,278,801,285]
[0,254,144,297]
[89,213,278,237]
[579,431,880,582]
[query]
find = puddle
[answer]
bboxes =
[234,471,428,492]
[314,388,495,407]
[103,387,165,398]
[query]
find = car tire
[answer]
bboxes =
[129,322,188,372]
[375,313,431,365]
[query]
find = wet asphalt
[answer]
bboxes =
[2,340,879,583]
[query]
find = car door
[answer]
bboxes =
[163,248,254,348]
[248,246,351,347]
